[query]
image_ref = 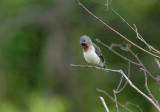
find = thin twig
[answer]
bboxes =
[116,76,124,91]
[133,24,147,43]
[125,102,142,112]
[113,62,130,112]
[115,62,130,93]
[97,39,159,83]
[128,48,160,83]
[110,6,160,55]
[95,39,141,66]
[141,68,160,107]
[133,24,160,55]
[76,0,160,58]
[105,0,113,10]
[105,0,109,10]
[99,96,110,112]
[113,90,119,112]
[97,88,133,112]
[155,59,160,70]
[110,42,160,83]
[70,64,160,111]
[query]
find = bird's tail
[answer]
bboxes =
[99,62,107,68]
[103,63,107,68]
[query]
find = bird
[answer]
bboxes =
[80,35,107,68]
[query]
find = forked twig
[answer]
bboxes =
[113,62,130,112]
[115,62,130,93]
[128,48,159,83]
[116,76,124,91]
[96,39,160,83]
[110,6,160,55]
[97,88,133,112]
[96,39,141,66]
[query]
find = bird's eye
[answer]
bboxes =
[83,40,85,42]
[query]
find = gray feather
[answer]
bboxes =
[92,43,105,63]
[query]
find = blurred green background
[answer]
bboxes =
[0,0,160,112]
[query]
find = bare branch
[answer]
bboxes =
[133,24,146,43]
[128,48,160,83]
[110,7,160,55]
[133,24,160,55]
[115,62,130,93]
[110,42,160,83]
[141,68,160,107]
[116,76,124,91]
[76,0,160,58]
[125,102,142,112]
[97,88,133,112]
[113,62,130,112]
[96,39,159,83]
[155,59,160,70]
[96,39,141,66]
[70,64,160,111]
[99,96,110,112]
[113,90,119,112]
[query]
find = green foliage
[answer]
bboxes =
[0,94,70,112]
[2,27,44,89]
[28,94,70,112]
[0,102,19,112]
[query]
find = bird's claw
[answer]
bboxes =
[93,65,97,71]
[85,63,90,69]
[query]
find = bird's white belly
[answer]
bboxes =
[83,50,101,65]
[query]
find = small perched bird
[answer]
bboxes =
[80,35,107,68]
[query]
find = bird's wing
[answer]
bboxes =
[92,43,105,63]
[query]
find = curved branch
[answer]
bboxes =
[125,102,142,112]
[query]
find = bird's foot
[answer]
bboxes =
[85,63,90,69]
[93,65,97,71]
[103,63,108,69]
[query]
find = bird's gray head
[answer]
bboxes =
[80,35,92,46]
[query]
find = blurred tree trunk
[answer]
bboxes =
[42,0,83,112]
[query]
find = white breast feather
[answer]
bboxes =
[83,46,103,66]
